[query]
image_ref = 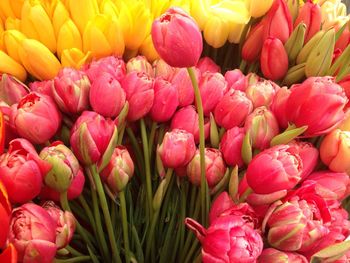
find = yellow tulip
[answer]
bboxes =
[0,0,16,20]
[139,34,159,62]
[18,38,61,80]
[204,15,229,48]
[246,0,273,18]
[0,50,27,81]
[5,17,21,30]
[209,1,250,25]
[190,0,211,30]
[100,0,120,19]
[52,0,70,37]
[10,0,25,18]
[148,0,169,20]
[68,0,99,34]
[57,19,82,58]
[61,48,92,69]
[0,18,3,34]
[20,0,57,52]
[228,23,245,43]
[83,14,124,59]
[3,30,26,62]
[170,0,191,14]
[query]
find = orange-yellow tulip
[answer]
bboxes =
[0,50,27,81]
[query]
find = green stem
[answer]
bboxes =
[54,256,91,263]
[66,246,84,257]
[126,127,144,170]
[187,67,208,227]
[90,165,122,263]
[78,196,96,235]
[140,118,154,221]
[119,190,131,263]
[148,121,157,157]
[117,123,126,145]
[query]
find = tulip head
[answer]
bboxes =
[152,59,176,81]
[242,21,265,62]
[29,80,53,98]
[171,67,199,107]
[245,79,280,108]
[196,57,220,74]
[246,0,274,18]
[61,48,92,69]
[220,127,245,167]
[85,56,126,83]
[224,69,248,91]
[270,86,291,129]
[258,248,308,262]
[126,55,153,76]
[0,74,28,105]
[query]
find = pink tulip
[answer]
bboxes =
[52,68,90,115]
[286,77,348,136]
[9,203,57,263]
[209,191,235,224]
[242,22,265,62]
[171,105,210,143]
[171,67,199,107]
[258,248,308,263]
[121,71,154,121]
[186,215,263,263]
[151,7,202,67]
[270,86,291,129]
[0,74,28,105]
[42,201,76,249]
[149,77,179,122]
[219,127,245,167]
[260,37,289,80]
[214,89,253,129]
[126,55,153,76]
[224,69,248,91]
[196,57,220,74]
[158,129,196,169]
[89,72,126,118]
[152,59,177,81]
[70,111,116,166]
[11,92,61,144]
[187,148,226,188]
[29,80,53,98]
[245,79,280,108]
[338,75,350,108]
[246,145,303,194]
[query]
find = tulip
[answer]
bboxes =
[152,7,203,67]
[224,69,248,91]
[320,129,350,173]
[57,19,82,59]
[208,191,235,224]
[153,59,176,81]
[83,14,124,59]
[242,21,265,62]
[263,0,293,44]
[196,57,220,74]
[0,0,22,19]
[245,79,280,108]
[261,37,289,80]
[171,105,210,143]
[185,215,263,263]
[0,74,28,106]
[187,148,226,188]
[286,77,348,136]
[20,0,56,52]
[126,55,153,76]
[203,15,230,48]
[158,129,196,169]
[258,248,308,263]
[171,67,199,107]
[61,48,92,69]
[214,89,253,130]
[18,39,61,80]
[199,72,227,116]
[0,51,27,82]
[0,181,11,249]
[89,72,126,118]
[149,77,179,122]
[270,86,291,129]
[220,127,245,167]
[70,111,117,166]
[100,146,134,193]
[3,29,26,63]
[121,71,154,121]
[51,0,70,37]
[53,68,90,115]
[294,2,322,43]
[246,0,274,18]
[42,201,76,249]
[246,145,302,194]
[9,203,57,263]
[244,106,279,150]
[11,92,61,144]
[29,80,53,98]
[67,0,99,34]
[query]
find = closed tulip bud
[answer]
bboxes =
[244,107,279,150]
[20,0,56,52]
[70,111,117,166]
[121,72,154,121]
[0,51,27,82]
[158,129,196,169]
[18,39,61,80]
[85,56,126,83]
[0,74,28,106]
[171,105,210,143]
[246,79,280,108]
[42,201,76,249]
[68,0,99,34]
[199,72,227,116]
[320,129,350,173]
[153,59,176,81]
[214,89,253,129]
[246,145,302,194]
[89,73,125,118]
[261,37,289,80]
[0,0,22,19]
[187,148,226,188]
[83,14,124,59]
[171,68,199,107]
[228,22,245,44]
[208,191,235,224]
[151,7,203,67]
[52,0,70,37]
[57,20,82,59]
[247,0,274,18]
[3,29,25,63]
[284,23,306,64]
[139,34,160,63]
[150,77,179,122]
[9,203,57,263]
[224,69,248,91]
[220,127,245,167]
[263,0,293,44]
[29,80,53,98]
[61,48,92,69]
[294,2,322,43]
[258,248,308,263]
[203,15,230,48]
[196,57,220,74]
[126,55,153,76]
[270,87,291,129]
[53,68,90,115]
[286,77,348,136]
[296,30,324,64]
[242,21,265,62]
[0,181,11,249]
[12,92,61,144]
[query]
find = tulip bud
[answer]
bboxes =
[29,80,53,98]
[61,48,92,69]
[284,23,306,65]
[151,7,203,67]
[246,79,280,108]
[0,51,27,82]
[246,145,302,194]
[53,68,91,115]
[89,72,126,118]
[149,77,179,122]
[153,59,176,81]
[214,89,253,130]
[85,56,126,83]
[261,37,289,80]
[100,146,134,193]
[52,0,70,37]
[126,55,153,76]
[224,69,247,90]
[171,67,199,107]
[3,29,26,63]
[0,181,11,249]
[196,57,220,74]
[68,0,99,34]
[220,127,245,167]
[187,148,226,188]
[57,19,82,59]
[296,30,324,64]
[203,15,230,48]
[246,0,274,18]
[242,22,265,62]
[270,86,290,129]
[121,72,154,121]
[0,74,28,106]
[258,248,308,262]
[208,191,235,223]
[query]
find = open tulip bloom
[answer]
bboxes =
[2,1,350,263]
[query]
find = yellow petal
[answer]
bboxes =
[228,22,245,43]
[190,0,211,30]
[68,0,99,34]
[10,0,25,18]
[5,17,21,30]
[57,19,82,58]
[0,0,16,19]
[100,0,120,19]
[0,50,27,81]
[139,34,159,62]
[61,48,92,69]
[210,0,250,24]
[204,15,229,48]
[52,0,70,36]
[3,29,26,62]
[246,0,273,18]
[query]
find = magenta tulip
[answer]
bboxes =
[224,69,248,91]
[258,248,308,263]
[219,127,245,167]
[29,80,53,98]
[196,57,220,74]
[171,67,199,107]
[270,86,291,129]
[0,74,28,106]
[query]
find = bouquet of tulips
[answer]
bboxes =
[1,0,350,263]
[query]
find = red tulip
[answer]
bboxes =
[0,74,29,106]
[0,181,11,249]
[0,244,17,263]
[171,67,199,107]
[151,7,202,67]
[245,79,280,108]
[270,86,291,129]
[196,57,220,74]
[126,55,153,76]
[242,22,265,62]
[219,127,245,167]
[209,191,235,224]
